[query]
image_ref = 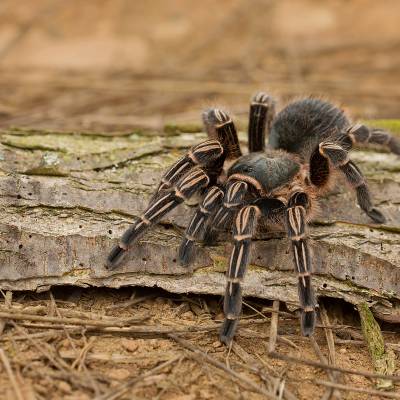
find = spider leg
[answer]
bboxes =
[202,108,242,159]
[153,139,224,196]
[203,180,249,244]
[220,205,260,345]
[248,92,276,152]
[317,141,386,223]
[178,186,224,266]
[286,192,317,336]
[107,167,211,269]
[344,124,400,155]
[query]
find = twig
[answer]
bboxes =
[335,338,400,352]
[0,291,12,336]
[268,300,280,353]
[0,331,58,342]
[319,303,340,400]
[105,293,156,310]
[315,380,400,399]
[0,348,25,400]
[309,337,341,400]
[71,336,95,370]
[168,334,279,399]
[22,363,111,386]
[319,303,336,366]
[0,310,145,328]
[49,292,102,395]
[1,303,145,322]
[243,300,272,320]
[94,356,181,400]
[9,321,95,391]
[232,343,298,400]
[59,349,177,364]
[269,351,400,382]
[14,318,268,335]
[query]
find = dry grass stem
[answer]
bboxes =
[95,356,181,400]
[315,380,400,399]
[169,334,280,400]
[0,348,25,400]
[0,309,144,328]
[268,300,280,353]
[232,343,298,400]
[309,336,341,400]
[269,351,400,382]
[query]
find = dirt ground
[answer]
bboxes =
[0,1,399,399]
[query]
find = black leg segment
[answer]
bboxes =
[204,180,248,244]
[340,161,385,223]
[107,168,210,269]
[248,92,275,153]
[220,205,260,345]
[318,140,386,223]
[178,186,224,266]
[346,124,400,155]
[154,139,224,194]
[202,109,242,160]
[286,192,317,336]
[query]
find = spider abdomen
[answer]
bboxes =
[269,98,349,158]
[227,151,300,194]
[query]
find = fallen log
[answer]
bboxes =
[0,123,399,322]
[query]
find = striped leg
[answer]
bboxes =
[248,92,276,152]
[220,205,260,344]
[204,180,248,244]
[345,124,400,155]
[107,168,210,269]
[202,109,242,160]
[153,139,224,196]
[178,186,224,266]
[286,192,317,336]
[318,141,385,223]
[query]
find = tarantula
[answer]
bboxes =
[106,92,400,344]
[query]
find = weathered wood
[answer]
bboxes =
[357,303,396,389]
[0,124,399,322]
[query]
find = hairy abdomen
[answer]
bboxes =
[268,98,349,159]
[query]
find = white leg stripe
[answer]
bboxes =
[148,201,175,221]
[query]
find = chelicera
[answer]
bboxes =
[106,92,400,344]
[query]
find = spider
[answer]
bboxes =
[106,92,400,344]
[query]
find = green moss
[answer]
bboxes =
[364,119,400,136]
[164,123,203,135]
[194,253,268,275]
[0,132,158,155]
[358,303,385,357]
[357,302,395,389]
[25,166,69,177]
[2,126,148,138]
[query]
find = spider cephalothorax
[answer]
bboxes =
[106,93,400,344]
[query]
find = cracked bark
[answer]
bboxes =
[0,124,399,322]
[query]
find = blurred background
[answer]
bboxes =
[0,0,399,133]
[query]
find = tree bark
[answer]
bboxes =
[0,125,399,322]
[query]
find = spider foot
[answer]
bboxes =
[178,238,195,267]
[301,310,316,337]
[367,207,386,224]
[219,319,239,345]
[203,228,219,246]
[178,186,224,266]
